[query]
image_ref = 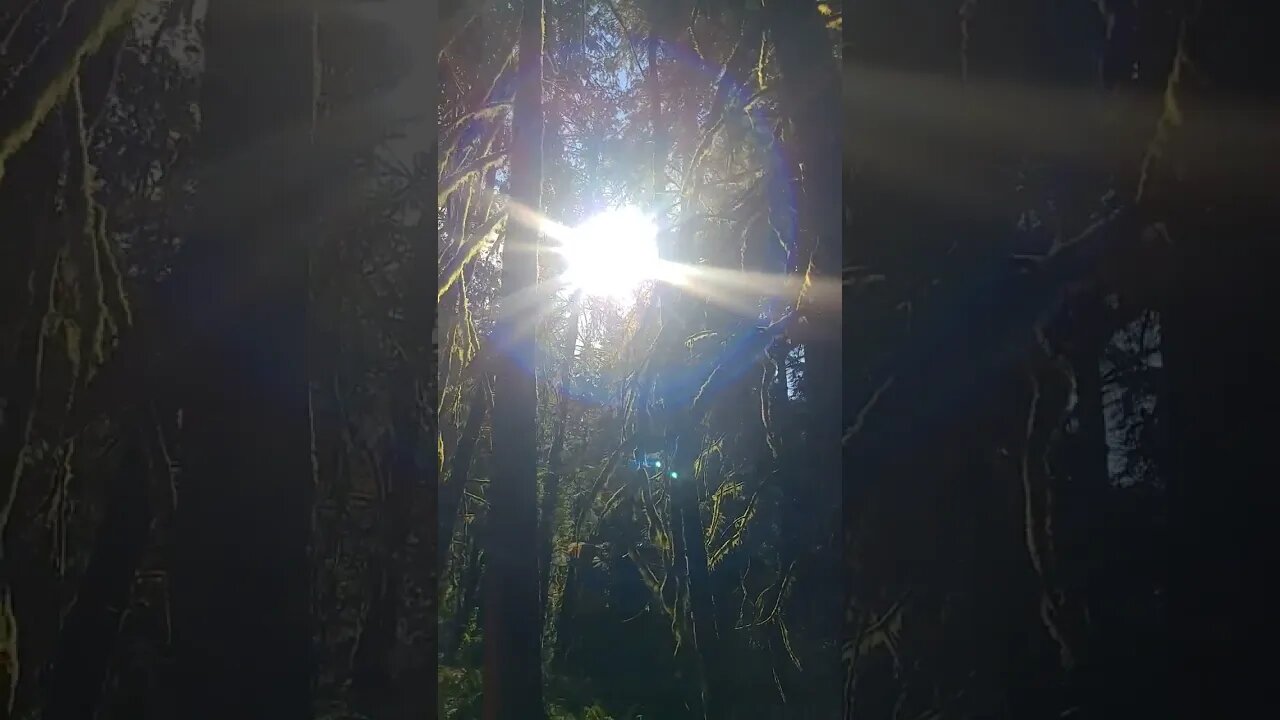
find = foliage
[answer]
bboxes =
[437,0,842,717]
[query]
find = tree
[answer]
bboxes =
[166,2,317,717]
[482,0,548,717]
[2,3,432,719]
[1142,4,1280,717]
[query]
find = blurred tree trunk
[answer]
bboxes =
[1161,206,1279,720]
[169,2,319,717]
[1147,5,1280,718]
[762,2,843,713]
[481,0,546,716]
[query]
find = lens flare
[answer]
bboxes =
[557,206,660,300]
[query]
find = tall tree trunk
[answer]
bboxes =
[169,3,318,718]
[762,3,842,713]
[1161,209,1279,720]
[1147,6,1280,719]
[481,0,546,716]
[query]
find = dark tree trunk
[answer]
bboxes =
[1161,213,1280,720]
[481,0,546,716]
[169,3,318,718]
[1150,7,1280,719]
[762,3,843,713]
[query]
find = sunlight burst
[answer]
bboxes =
[556,206,660,301]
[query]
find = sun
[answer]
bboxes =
[556,206,660,301]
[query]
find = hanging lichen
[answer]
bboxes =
[1135,17,1190,203]
[69,75,111,393]
[0,0,143,185]
[1020,331,1082,671]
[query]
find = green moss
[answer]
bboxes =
[0,0,141,185]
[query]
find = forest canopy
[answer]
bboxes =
[437,1,842,718]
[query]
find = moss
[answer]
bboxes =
[0,0,141,185]
[1136,18,1190,203]
[70,76,109,379]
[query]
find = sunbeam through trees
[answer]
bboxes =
[2,1,1277,719]
[437,1,842,718]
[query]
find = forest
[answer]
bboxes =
[1,1,1278,720]
[843,1,1280,719]
[437,0,840,718]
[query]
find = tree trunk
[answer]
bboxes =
[481,0,546,716]
[169,3,318,718]
[1161,214,1279,720]
[1149,7,1280,719]
[762,3,843,712]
